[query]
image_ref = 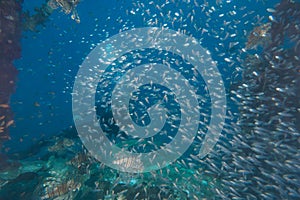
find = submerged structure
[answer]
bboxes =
[23,0,80,31]
[0,0,22,151]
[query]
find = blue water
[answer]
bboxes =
[8,0,279,151]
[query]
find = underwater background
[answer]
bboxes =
[0,0,299,199]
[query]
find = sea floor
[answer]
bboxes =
[0,126,219,200]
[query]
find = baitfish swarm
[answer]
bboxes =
[214,0,300,199]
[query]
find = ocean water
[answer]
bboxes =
[0,0,299,199]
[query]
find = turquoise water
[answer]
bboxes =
[1,0,299,199]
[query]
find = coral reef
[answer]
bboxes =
[0,127,219,199]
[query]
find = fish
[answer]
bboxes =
[38,178,81,200]
[245,23,271,50]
